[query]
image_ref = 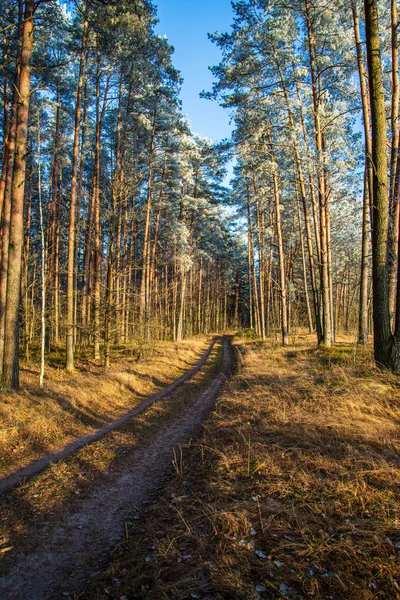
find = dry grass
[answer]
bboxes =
[86,332,400,599]
[0,337,212,479]
[0,340,222,566]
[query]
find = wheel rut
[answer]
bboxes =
[0,337,219,497]
[0,336,233,600]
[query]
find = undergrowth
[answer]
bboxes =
[87,333,400,599]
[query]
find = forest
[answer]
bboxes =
[0,0,400,598]
[0,0,399,387]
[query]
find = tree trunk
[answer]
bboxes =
[139,105,157,330]
[93,62,110,360]
[0,29,10,222]
[2,0,35,388]
[269,143,288,346]
[66,15,88,371]
[364,0,392,368]
[276,58,321,339]
[252,169,266,339]
[352,3,373,345]
[388,0,400,319]
[49,77,61,346]
[359,167,371,346]
[0,69,19,367]
[297,196,313,332]
[37,110,45,387]
[305,0,331,347]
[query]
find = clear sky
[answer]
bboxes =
[154,0,234,142]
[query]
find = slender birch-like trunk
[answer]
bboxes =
[37,110,45,387]
[352,3,373,345]
[268,138,288,346]
[66,15,88,371]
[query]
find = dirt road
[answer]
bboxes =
[0,336,233,600]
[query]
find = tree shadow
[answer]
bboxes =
[51,393,106,429]
[19,366,40,376]
[235,376,400,463]
[139,384,400,599]
[0,372,207,569]
[121,369,166,389]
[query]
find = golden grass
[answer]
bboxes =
[0,341,222,562]
[86,332,400,599]
[0,337,212,479]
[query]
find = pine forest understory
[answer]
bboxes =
[2,1,400,599]
[0,0,399,384]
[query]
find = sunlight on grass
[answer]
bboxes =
[0,342,223,560]
[88,333,400,599]
[0,337,211,479]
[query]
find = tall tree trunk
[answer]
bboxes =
[0,70,19,367]
[75,56,88,347]
[304,0,331,347]
[66,15,88,371]
[49,78,61,346]
[247,189,261,336]
[139,105,157,330]
[293,68,322,265]
[252,169,266,339]
[2,0,35,388]
[297,196,313,332]
[37,110,45,386]
[352,3,373,345]
[104,246,113,368]
[364,0,392,368]
[0,30,10,221]
[268,136,288,346]
[93,64,110,360]
[276,57,321,339]
[23,186,31,359]
[359,167,371,346]
[112,71,123,344]
[388,0,400,319]
[176,269,186,342]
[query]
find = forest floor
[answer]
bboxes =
[0,335,233,599]
[81,331,400,600]
[0,336,213,480]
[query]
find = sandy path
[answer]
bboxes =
[0,337,218,496]
[0,337,232,600]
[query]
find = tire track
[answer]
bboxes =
[0,336,233,600]
[0,337,219,496]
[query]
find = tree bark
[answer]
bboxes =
[359,168,371,346]
[93,64,110,360]
[297,195,313,332]
[139,104,157,330]
[0,29,10,221]
[352,3,373,345]
[66,15,88,371]
[388,0,400,319]
[268,137,288,346]
[364,0,392,368]
[0,68,19,367]
[276,57,321,339]
[2,0,35,388]
[304,0,331,347]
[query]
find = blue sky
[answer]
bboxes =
[154,0,234,143]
